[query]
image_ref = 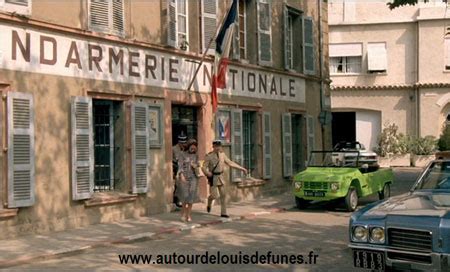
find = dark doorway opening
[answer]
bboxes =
[172,105,198,144]
[332,112,356,147]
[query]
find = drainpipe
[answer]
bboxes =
[318,0,326,150]
[415,20,421,138]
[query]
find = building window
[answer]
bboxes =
[367,42,387,73]
[89,0,125,36]
[167,0,189,50]
[1,0,31,15]
[284,6,303,72]
[92,100,124,192]
[446,112,450,125]
[329,43,363,74]
[232,0,247,60]
[242,111,257,174]
[330,56,362,74]
[445,38,450,71]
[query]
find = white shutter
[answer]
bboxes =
[231,109,243,182]
[303,16,315,74]
[7,92,35,208]
[167,0,178,47]
[306,115,315,161]
[89,0,124,36]
[282,113,292,177]
[112,0,125,35]
[262,112,272,179]
[131,101,149,194]
[89,0,110,33]
[201,0,217,55]
[257,0,272,66]
[283,5,290,70]
[71,97,94,201]
[367,42,387,72]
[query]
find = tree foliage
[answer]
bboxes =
[387,0,420,10]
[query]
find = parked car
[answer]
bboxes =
[333,141,378,166]
[349,160,450,271]
[292,151,393,211]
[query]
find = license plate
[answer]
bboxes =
[304,191,325,197]
[353,250,385,271]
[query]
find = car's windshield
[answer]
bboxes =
[308,151,361,167]
[416,161,450,190]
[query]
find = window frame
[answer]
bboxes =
[445,38,450,71]
[330,56,362,75]
[176,0,189,50]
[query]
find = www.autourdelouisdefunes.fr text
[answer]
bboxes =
[118,251,319,265]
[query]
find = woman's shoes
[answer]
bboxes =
[187,217,192,222]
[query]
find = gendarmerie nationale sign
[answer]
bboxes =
[0,23,305,102]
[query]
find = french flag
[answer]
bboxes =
[211,0,237,113]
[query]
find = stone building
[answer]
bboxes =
[0,0,330,238]
[329,0,450,151]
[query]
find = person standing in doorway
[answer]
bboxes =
[202,140,247,218]
[173,132,188,208]
[177,139,200,222]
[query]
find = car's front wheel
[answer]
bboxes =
[378,183,391,200]
[344,188,358,212]
[295,197,310,209]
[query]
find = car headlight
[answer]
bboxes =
[352,226,368,242]
[370,227,385,244]
[294,182,302,191]
[330,182,339,192]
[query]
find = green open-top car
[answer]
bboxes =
[292,151,394,211]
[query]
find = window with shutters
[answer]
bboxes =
[200,0,217,55]
[1,0,31,15]
[257,0,272,66]
[89,0,125,36]
[232,0,248,60]
[303,17,315,74]
[284,6,303,72]
[167,0,190,50]
[445,38,450,71]
[367,42,387,73]
[242,111,257,175]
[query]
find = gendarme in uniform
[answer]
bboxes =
[202,140,245,216]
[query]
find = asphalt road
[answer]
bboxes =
[11,168,421,272]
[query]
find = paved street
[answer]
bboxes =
[8,168,421,271]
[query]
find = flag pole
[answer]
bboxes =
[186,1,235,92]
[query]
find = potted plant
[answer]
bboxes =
[410,136,437,167]
[375,123,411,167]
[436,126,450,159]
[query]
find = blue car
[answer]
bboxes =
[349,160,450,271]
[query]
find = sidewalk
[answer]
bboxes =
[0,193,293,269]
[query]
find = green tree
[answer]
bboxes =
[387,0,445,10]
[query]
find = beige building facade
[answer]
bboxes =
[329,0,450,151]
[0,0,331,239]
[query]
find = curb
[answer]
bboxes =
[0,207,287,269]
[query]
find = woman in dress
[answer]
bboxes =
[177,139,200,222]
